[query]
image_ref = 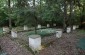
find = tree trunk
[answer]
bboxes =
[63,0,67,32]
[69,1,74,31]
[8,0,12,31]
[33,0,35,7]
[80,4,85,28]
[39,0,43,24]
[33,0,37,34]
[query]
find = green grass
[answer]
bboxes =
[0,28,3,33]
[27,28,56,38]
[77,38,85,50]
[0,28,3,37]
[78,29,85,34]
[77,29,85,50]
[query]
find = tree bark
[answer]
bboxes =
[69,1,74,31]
[63,0,67,32]
[33,0,37,34]
[80,4,85,28]
[8,0,12,31]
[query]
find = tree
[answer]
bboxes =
[63,0,68,32]
[8,0,12,30]
[0,0,85,30]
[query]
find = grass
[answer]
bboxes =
[77,29,85,50]
[74,29,85,39]
[77,38,85,50]
[0,28,3,37]
[77,29,85,34]
[27,28,56,38]
[0,28,3,33]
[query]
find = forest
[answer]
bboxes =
[0,0,85,55]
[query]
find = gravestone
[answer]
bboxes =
[73,25,76,30]
[11,30,18,38]
[3,27,9,33]
[29,35,41,51]
[37,24,41,29]
[66,27,71,33]
[56,29,62,38]
[47,24,50,27]
[24,25,28,30]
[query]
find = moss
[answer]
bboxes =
[78,29,85,34]
[0,33,4,38]
[0,28,3,33]
[77,38,85,50]
[27,28,56,38]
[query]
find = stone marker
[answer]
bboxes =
[29,35,41,51]
[73,25,76,30]
[11,30,17,38]
[66,27,71,33]
[37,24,41,28]
[24,25,28,30]
[56,29,62,38]
[3,27,9,33]
[47,24,50,27]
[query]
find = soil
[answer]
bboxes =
[0,30,85,55]
[39,31,85,55]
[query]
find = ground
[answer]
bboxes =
[0,29,85,55]
[39,31,84,55]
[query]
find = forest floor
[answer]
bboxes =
[0,29,85,55]
[38,30,85,55]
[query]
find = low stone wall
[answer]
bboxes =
[0,37,32,55]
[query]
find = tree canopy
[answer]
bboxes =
[0,0,85,29]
